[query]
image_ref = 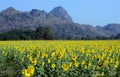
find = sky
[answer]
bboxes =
[0,0,120,26]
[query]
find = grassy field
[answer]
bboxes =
[0,40,120,77]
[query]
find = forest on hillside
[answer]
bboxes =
[0,26,120,40]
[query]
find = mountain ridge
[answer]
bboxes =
[0,6,120,39]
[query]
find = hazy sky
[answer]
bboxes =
[0,0,120,26]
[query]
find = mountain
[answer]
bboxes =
[0,6,120,39]
[1,7,18,14]
[49,6,72,22]
[103,23,120,35]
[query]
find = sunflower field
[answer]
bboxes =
[0,40,120,77]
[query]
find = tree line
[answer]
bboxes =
[0,26,54,40]
[0,26,120,40]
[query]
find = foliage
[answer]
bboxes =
[36,26,54,40]
[0,26,54,40]
[0,40,120,77]
[115,33,120,39]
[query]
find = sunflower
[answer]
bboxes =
[72,54,77,61]
[24,69,31,77]
[62,64,69,71]
[82,60,86,65]
[51,63,56,69]
[22,65,34,77]
[103,59,108,67]
[48,59,51,63]
[30,58,37,65]
[27,65,34,75]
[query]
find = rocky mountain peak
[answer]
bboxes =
[103,23,120,29]
[31,9,41,16]
[1,7,19,14]
[49,6,72,22]
[5,7,16,11]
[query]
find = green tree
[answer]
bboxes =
[44,27,54,40]
[115,33,120,39]
[36,26,45,39]
[36,26,54,40]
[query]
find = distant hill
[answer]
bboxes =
[0,6,120,39]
